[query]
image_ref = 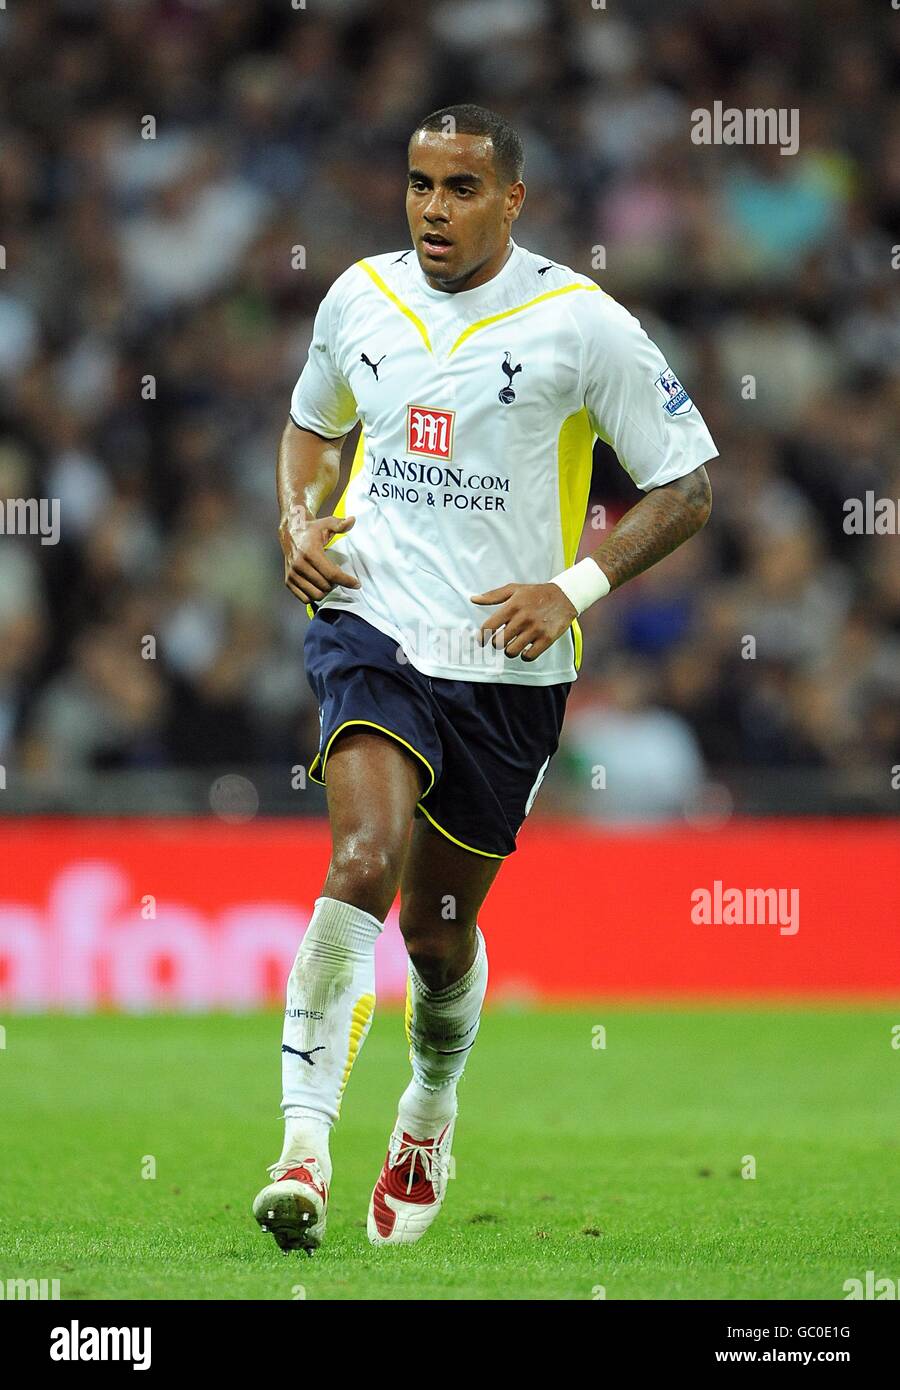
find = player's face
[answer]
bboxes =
[406,131,524,291]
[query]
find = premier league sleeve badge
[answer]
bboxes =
[653,367,694,416]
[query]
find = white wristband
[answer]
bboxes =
[550,557,611,614]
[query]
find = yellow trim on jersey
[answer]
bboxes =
[357,260,433,354]
[305,432,366,620]
[356,261,602,361]
[416,802,509,859]
[557,406,595,673]
[447,282,602,358]
[330,430,366,528]
[308,719,436,794]
[572,616,583,671]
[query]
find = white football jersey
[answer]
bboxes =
[289,238,717,685]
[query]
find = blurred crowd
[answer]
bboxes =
[0,0,898,815]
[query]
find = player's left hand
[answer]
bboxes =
[470,582,578,661]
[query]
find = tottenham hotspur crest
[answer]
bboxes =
[499,351,522,404]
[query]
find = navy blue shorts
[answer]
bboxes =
[303,609,571,858]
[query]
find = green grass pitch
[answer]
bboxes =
[1,1007,897,1300]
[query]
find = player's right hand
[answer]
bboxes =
[280,514,360,603]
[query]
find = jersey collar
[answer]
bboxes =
[414,237,521,308]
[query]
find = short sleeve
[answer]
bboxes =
[289,280,359,439]
[577,292,718,491]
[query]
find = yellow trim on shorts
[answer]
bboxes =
[447,282,602,357]
[357,260,433,354]
[308,718,510,859]
[416,802,510,860]
[308,719,436,795]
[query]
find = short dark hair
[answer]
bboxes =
[411,104,524,183]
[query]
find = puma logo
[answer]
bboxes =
[361,352,386,380]
[282,1044,326,1066]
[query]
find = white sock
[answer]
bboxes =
[399,926,488,1135]
[276,1113,334,1185]
[397,1077,457,1134]
[278,896,382,1180]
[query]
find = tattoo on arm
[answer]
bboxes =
[589,464,712,591]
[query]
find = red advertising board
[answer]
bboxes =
[0,819,896,1008]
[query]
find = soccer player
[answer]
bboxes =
[252,104,716,1252]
